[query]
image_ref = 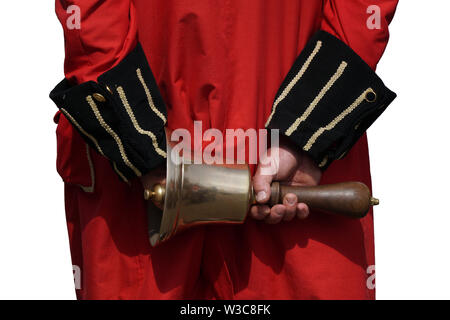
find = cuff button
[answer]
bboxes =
[365,90,377,103]
[93,93,106,103]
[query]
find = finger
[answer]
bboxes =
[296,203,310,220]
[249,205,271,220]
[265,204,286,224]
[283,193,298,221]
[252,166,274,204]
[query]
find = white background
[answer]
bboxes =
[0,1,448,300]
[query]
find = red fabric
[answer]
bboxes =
[55,111,92,187]
[55,0,398,299]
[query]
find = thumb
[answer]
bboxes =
[253,162,276,204]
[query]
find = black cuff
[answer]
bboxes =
[266,30,396,169]
[50,43,167,182]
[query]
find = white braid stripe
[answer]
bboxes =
[136,68,167,124]
[79,144,95,193]
[117,86,167,158]
[60,108,105,157]
[86,95,142,177]
[303,88,372,152]
[265,40,322,127]
[285,61,348,136]
[318,156,328,168]
[113,162,128,183]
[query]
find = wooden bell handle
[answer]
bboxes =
[268,182,379,219]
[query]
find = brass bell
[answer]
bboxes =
[144,143,379,247]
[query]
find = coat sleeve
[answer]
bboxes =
[321,0,399,70]
[266,0,398,170]
[50,1,167,182]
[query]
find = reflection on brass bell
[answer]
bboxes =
[145,143,379,247]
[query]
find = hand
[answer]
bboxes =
[140,164,166,209]
[251,138,322,224]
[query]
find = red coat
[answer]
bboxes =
[54,0,398,299]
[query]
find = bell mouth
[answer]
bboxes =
[146,141,183,247]
[147,137,252,247]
